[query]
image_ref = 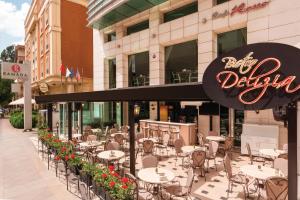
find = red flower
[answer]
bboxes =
[101,174,107,179]
[54,155,61,161]
[109,181,115,188]
[47,134,52,138]
[122,184,128,189]
[61,146,66,152]
[109,165,114,171]
[65,155,69,161]
[70,154,75,159]
[122,177,129,183]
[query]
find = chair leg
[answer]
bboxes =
[214,158,217,171]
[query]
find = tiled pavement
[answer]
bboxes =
[0,119,79,200]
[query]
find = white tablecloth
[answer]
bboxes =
[138,138,158,143]
[240,164,284,180]
[259,149,286,158]
[206,136,225,142]
[138,167,175,184]
[97,150,125,161]
[181,146,206,154]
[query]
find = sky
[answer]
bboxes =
[0,0,31,53]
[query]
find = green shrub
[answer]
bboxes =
[9,111,38,129]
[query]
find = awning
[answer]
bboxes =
[88,0,167,29]
[35,83,209,104]
[9,97,36,105]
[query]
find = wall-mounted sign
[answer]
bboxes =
[202,1,270,24]
[39,82,49,93]
[203,43,300,110]
[1,62,29,80]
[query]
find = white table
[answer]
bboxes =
[97,150,125,161]
[259,149,286,158]
[138,138,158,143]
[111,132,127,138]
[181,145,206,154]
[91,129,102,134]
[240,164,284,180]
[80,141,102,148]
[138,167,175,184]
[206,136,225,142]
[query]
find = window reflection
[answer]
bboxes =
[165,40,198,84]
[128,51,149,87]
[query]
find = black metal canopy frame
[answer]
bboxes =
[36,82,297,199]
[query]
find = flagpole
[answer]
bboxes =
[81,67,83,89]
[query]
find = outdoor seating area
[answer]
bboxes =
[36,124,288,200]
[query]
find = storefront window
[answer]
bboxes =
[128,51,149,87]
[165,40,198,84]
[164,2,198,23]
[106,32,116,42]
[218,28,246,145]
[127,20,149,35]
[108,58,116,89]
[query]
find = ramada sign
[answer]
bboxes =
[1,62,29,80]
[203,43,300,110]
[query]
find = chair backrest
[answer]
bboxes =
[79,182,89,200]
[121,125,129,133]
[197,133,205,146]
[142,155,158,168]
[223,153,233,179]
[106,141,120,150]
[185,168,194,192]
[124,173,139,199]
[265,177,288,200]
[224,137,234,151]
[136,133,144,143]
[174,138,184,154]
[274,158,288,177]
[246,143,253,164]
[208,131,218,136]
[282,143,288,152]
[208,141,219,157]
[278,153,288,160]
[114,133,124,145]
[87,134,97,141]
[191,150,206,168]
[143,140,154,154]
[162,133,170,146]
[104,126,109,136]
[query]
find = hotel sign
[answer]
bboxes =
[202,1,270,24]
[1,62,30,80]
[203,43,300,110]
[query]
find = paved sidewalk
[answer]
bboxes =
[0,119,78,200]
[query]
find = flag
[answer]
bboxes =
[70,68,74,79]
[66,67,71,78]
[60,64,66,85]
[76,68,81,82]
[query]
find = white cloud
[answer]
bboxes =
[0,1,30,39]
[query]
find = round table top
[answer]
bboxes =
[97,150,125,160]
[91,129,102,133]
[111,132,127,138]
[181,146,206,154]
[259,149,286,158]
[206,136,225,142]
[138,138,158,143]
[240,164,284,180]
[138,167,175,184]
[72,134,82,138]
[80,141,102,148]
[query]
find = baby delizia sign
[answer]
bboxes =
[203,43,300,110]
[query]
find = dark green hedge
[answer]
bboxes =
[9,111,38,129]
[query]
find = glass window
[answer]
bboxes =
[217,28,247,55]
[215,0,229,5]
[217,28,247,146]
[108,58,116,89]
[127,20,149,35]
[164,2,198,23]
[128,51,149,87]
[105,32,116,42]
[165,40,198,84]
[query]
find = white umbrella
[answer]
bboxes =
[9,97,36,105]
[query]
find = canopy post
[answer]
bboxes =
[287,102,297,199]
[47,104,53,131]
[68,102,72,141]
[129,101,135,176]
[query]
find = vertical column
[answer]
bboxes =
[116,54,128,88]
[67,102,72,141]
[287,102,297,199]
[47,104,53,131]
[298,102,300,199]
[24,61,32,131]
[128,102,135,175]
[93,29,105,91]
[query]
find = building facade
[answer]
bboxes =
[89,0,300,149]
[14,45,25,64]
[24,0,93,96]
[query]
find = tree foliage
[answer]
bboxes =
[0,45,15,106]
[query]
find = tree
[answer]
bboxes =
[0,45,15,107]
